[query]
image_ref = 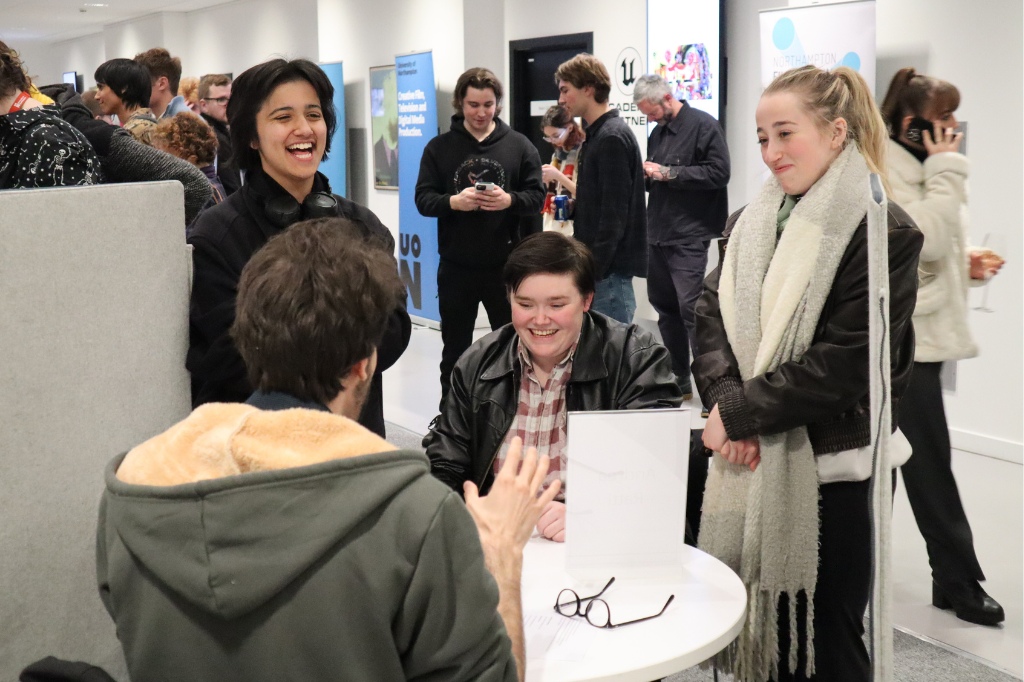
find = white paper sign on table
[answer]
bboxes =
[565,408,689,580]
[524,610,597,662]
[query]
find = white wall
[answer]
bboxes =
[17,32,105,90]
[14,0,1023,461]
[18,0,318,97]
[187,0,319,79]
[875,0,1023,460]
[103,13,172,66]
[317,0,465,241]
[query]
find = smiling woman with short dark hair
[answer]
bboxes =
[185,57,410,437]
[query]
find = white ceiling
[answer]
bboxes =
[0,0,237,45]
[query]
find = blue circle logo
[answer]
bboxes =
[838,52,861,71]
[773,18,795,50]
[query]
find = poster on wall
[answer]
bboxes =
[318,61,347,198]
[606,46,648,153]
[759,0,876,91]
[396,51,440,324]
[369,65,399,190]
[647,0,722,121]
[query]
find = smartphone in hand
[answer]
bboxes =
[475,182,495,191]
[905,117,936,145]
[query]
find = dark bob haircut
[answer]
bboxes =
[94,58,152,110]
[228,58,337,173]
[231,217,404,406]
[503,232,596,298]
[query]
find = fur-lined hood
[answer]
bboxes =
[100,404,429,620]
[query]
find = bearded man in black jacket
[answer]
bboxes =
[415,67,545,409]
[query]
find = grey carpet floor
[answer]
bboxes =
[665,628,1019,681]
[386,421,427,451]
[384,423,1019,682]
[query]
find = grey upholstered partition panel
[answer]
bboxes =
[0,182,192,680]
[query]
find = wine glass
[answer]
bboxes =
[971,233,1006,313]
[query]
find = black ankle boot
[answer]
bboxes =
[932,581,1004,626]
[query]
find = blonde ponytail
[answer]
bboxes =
[765,65,891,195]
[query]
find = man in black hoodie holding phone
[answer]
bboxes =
[415,68,545,408]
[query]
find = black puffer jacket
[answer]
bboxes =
[692,203,923,454]
[424,312,683,494]
[186,166,411,437]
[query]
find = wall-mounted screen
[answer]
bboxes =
[62,71,81,93]
[647,0,723,122]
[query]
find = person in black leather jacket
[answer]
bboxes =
[186,57,410,438]
[692,66,923,682]
[424,232,682,537]
[695,205,921,453]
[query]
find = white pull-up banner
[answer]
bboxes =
[759,0,876,92]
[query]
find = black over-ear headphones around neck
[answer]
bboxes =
[265,192,340,229]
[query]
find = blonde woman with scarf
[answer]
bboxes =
[692,65,923,682]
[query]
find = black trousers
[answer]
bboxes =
[437,260,511,408]
[897,361,985,586]
[686,430,710,546]
[647,240,710,392]
[774,479,872,682]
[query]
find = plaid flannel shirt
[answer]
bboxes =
[493,339,578,500]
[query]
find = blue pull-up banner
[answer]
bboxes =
[396,51,440,323]
[318,61,347,198]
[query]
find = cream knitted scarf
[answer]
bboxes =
[699,144,869,681]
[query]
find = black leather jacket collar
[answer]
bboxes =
[424,312,683,495]
[477,315,610,384]
[693,203,924,454]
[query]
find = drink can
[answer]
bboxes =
[553,195,568,221]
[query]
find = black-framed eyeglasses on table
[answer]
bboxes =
[554,577,675,629]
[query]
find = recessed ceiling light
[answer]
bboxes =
[83,3,109,6]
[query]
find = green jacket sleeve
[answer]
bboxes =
[395,493,518,682]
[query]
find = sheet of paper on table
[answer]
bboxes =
[524,610,597,662]
[566,407,689,580]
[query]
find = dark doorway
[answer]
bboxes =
[509,33,593,236]
[509,33,594,161]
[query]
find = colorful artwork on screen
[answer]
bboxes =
[647,0,721,120]
[652,43,713,101]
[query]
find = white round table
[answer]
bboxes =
[522,537,746,682]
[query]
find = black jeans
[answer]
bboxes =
[898,361,984,586]
[647,240,710,393]
[437,260,510,408]
[774,479,872,682]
